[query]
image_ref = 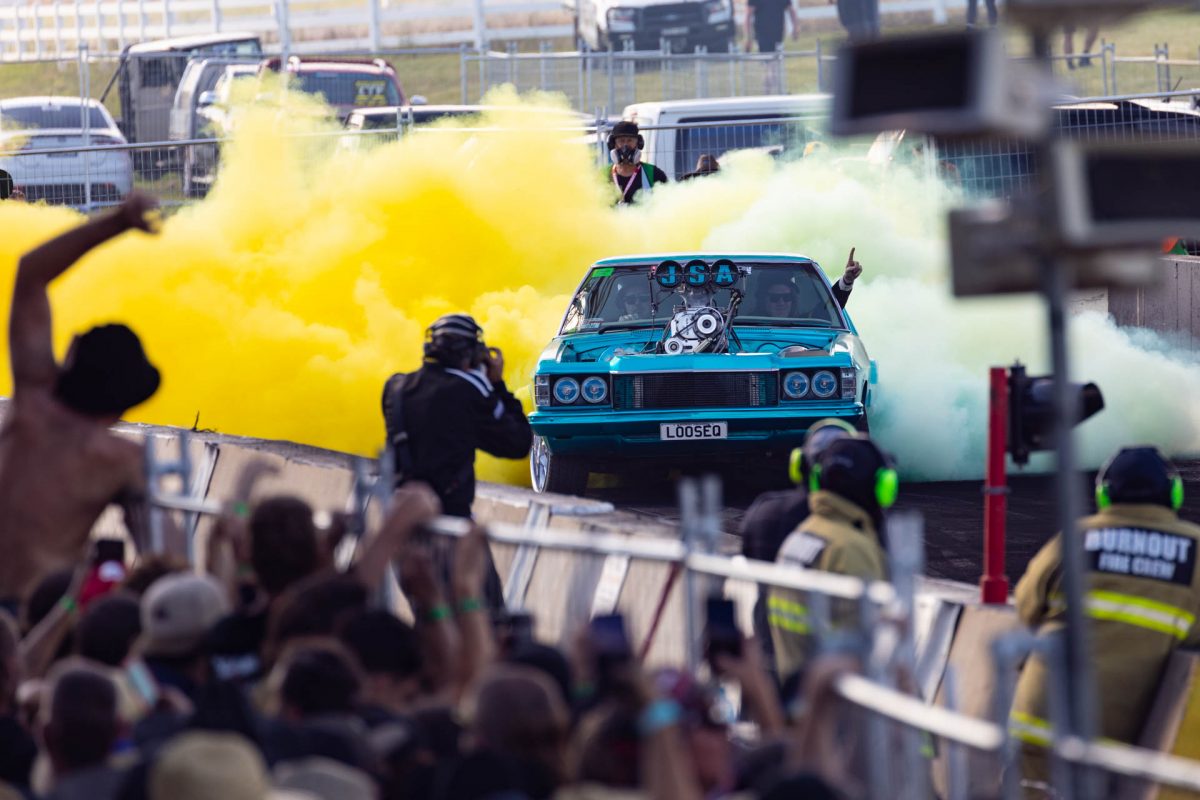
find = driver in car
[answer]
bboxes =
[619,288,650,321]
[763,248,863,317]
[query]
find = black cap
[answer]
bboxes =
[54,324,160,417]
[812,436,892,515]
[1098,446,1179,508]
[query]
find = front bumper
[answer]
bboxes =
[609,21,734,52]
[530,402,866,461]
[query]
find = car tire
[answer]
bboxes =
[530,435,589,496]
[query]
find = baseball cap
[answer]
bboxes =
[140,573,230,658]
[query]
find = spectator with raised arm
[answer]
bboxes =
[0,193,160,608]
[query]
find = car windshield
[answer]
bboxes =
[674,114,822,179]
[0,104,109,130]
[560,261,844,334]
[295,72,400,108]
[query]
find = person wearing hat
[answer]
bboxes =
[606,121,668,205]
[138,573,230,700]
[740,419,857,681]
[768,436,897,685]
[1010,446,1200,787]
[0,192,161,608]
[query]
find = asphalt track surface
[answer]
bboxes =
[593,459,1200,587]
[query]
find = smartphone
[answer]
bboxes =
[704,597,742,668]
[93,538,125,566]
[508,612,534,648]
[124,658,160,710]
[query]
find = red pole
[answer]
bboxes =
[981,366,1010,604]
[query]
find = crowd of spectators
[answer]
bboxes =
[0,478,864,800]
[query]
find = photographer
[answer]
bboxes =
[382,313,532,518]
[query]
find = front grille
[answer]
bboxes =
[613,371,778,410]
[639,3,705,30]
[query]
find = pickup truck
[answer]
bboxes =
[567,0,735,53]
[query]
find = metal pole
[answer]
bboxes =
[459,43,467,104]
[1028,27,1098,798]
[679,477,701,673]
[1109,41,1118,95]
[80,43,92,211]
[816,38,824,93]
[981,365,1010,603]
[32,0,41,60]
[210,0,221,33]
[163,0,171,38]
[116,0,124,51]
[606,44,614,117]
[367,0,379,52]
[1101,41,1111,97]
[471,0,486,52]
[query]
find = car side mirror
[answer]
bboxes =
[410,94,428,106]
[197,91,218,107]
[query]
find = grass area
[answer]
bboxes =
[3,8,1200,121]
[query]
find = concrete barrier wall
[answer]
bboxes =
[1084,256,1200,346]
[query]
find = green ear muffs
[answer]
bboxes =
[876,467,899,509]
[789,447,805,486]
[810,462,899,509]
[1095,475,1183,510]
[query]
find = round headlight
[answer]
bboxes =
[812,370,838,399]
[782,371,810,399]
[581,376,608,404]
[553,377,580,404]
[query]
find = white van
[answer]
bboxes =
[620,94,830,180]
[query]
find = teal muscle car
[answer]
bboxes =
[528,254,876,494]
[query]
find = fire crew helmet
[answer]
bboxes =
[1095,446,1184,511]
[809,436,899,513]
[607,120,645,153]
[424,313,486,367]
[789,418,858,486]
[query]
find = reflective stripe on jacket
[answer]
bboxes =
[768,490,887,682]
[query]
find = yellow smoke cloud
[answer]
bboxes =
[3,87,1200,484]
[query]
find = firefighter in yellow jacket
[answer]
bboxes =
[1011,446,1200,785]
[768,436,897,683]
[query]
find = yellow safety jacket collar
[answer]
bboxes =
[807,490,878,541]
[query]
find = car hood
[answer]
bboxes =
[539,327,859,368]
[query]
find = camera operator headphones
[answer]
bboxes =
[424,313,487,365]
[807,436,900,510]
[788,418,858,486]
[1095,446,1184,511]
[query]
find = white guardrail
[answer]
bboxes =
[0,0,959,61]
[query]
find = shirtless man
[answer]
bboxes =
[0,193,161,605]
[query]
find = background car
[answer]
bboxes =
[259,56,406,123]
[567,0,735,53]
[0,96,132,207]
[529,253,875,495]
[181,62,258,197]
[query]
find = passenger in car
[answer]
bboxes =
[759,250,863,318]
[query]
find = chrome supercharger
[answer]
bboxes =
[649,258,749,356]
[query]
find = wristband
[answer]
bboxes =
[638,699,682,737]
[457,597,485,614]
[59,596,77,615]
[424,604,452,623]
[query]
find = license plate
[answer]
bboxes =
[660,421,727,441]
[662,26,688,36]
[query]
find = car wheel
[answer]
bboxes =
[530,436,589,495]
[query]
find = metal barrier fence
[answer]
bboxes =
[463,43,824,114]
[9,88,1200,211]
